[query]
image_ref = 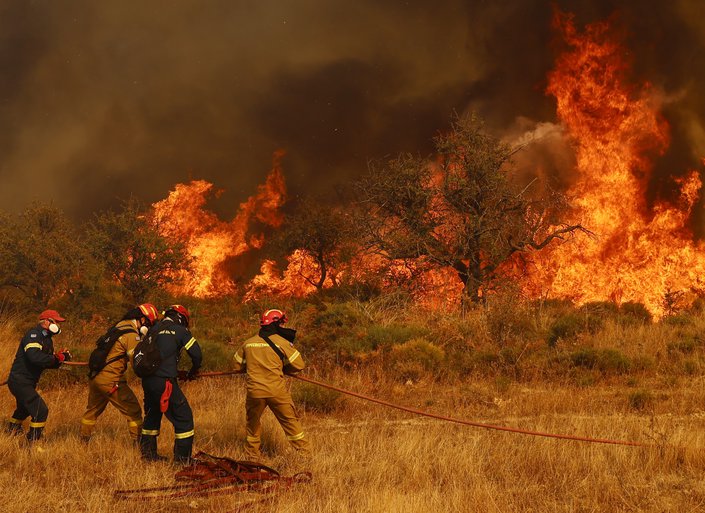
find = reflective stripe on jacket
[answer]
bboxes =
[152,318,202,378]
[232,333,304,398]
[9,325,59,385]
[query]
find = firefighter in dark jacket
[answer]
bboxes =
[5,309,72,442]
[140,305,202,463]
[232,309,310,459]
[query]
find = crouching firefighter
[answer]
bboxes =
[5,309,72,442]
[139,305,201,464]
[80,304,159,443]
[232,309,310,460]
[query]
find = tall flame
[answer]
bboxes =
[152,151,286,297]
[525,12,705,315]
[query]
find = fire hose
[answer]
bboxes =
[182,370,645,447]
[114,451,311,505]
[0,361,646,447]
[0,360,87,386]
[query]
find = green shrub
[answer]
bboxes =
[667,337,699,355]
[547,313,584,347]
[582,301,619,317]
[618,302,652,324]
[387,338,445,382]
[570,348,599,368]
[312,302,366,329]
[570,348,630,375]
[630,355,655,372]
[366,323,427,349]
[292,382,343,413]
[663,314,693,327]
[484,288,536,346]
[330,334,376,356]
[628,389,654,412]
[572,369,597,387]
[443,345,479,377]
[598,349,631,374]
[683,359,700,376]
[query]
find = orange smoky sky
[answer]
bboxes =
[1,0,704,221]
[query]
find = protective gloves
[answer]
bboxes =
[54,349,72,363]
[178,368,199,381]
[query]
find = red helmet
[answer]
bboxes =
[138,303,159,325]
[166,304,190,326]
[260,309,287,326]
[39,309,65,322]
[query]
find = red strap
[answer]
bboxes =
[160,381,173,413]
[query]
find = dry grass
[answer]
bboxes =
[2,317,705,512]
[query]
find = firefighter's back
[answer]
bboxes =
[242,333,291,398]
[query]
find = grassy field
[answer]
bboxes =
[2,304,705,512]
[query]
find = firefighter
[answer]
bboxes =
[5,309,72,442]
[232,309,310,460]
[79,303,159,443]
[140,304,202,464]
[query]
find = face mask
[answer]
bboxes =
[277,326,297,343]
[48,323,61,335]
[140,325,149,336]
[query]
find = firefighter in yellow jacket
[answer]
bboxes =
[79,304,159,442]
[232,309,310,458]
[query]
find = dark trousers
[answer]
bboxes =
[141,376,194,461]
[7,379,48,440]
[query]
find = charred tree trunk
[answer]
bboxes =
[453,260,483,312]
[315,248,327,290]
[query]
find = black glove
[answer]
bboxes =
[178,369,199,381]
[62,350,72,362]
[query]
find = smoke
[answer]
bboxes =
[0,0,704,220]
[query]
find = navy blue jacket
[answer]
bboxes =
[152,318,202,379]
[9,325,60,385]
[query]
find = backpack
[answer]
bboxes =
[87,325,136,379]
[131,326,162,378]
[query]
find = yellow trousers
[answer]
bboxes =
[80,376,142,440]
[245,394,310,457]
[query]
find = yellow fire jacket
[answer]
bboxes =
[232,333,304,398]
[96,319,141,383]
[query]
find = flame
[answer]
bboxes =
[150,13,705,315]
[244,249,322,300]
[524,12,705,316]
[244,246,463,307]
[152,151,286,297]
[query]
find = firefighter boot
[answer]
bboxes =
[174,436,194,465]
[26,426,43,442]
[6,420,23,436]
[140,434,167,462]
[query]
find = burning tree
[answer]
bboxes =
[276,198,353,290]
[358,114,586,307]
[87,198,192,303]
